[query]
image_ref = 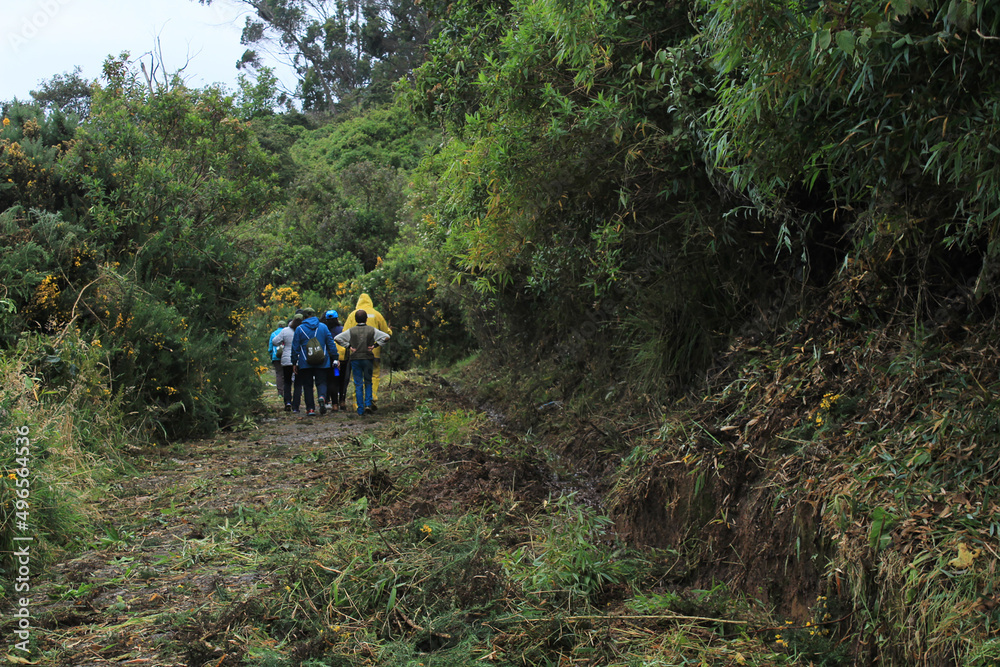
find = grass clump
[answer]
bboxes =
[0,331,136,597]
[501,492,636,605]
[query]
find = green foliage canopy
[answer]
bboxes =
[703,0,1000,269]
[409,0,774,386]
[256,102,437,293]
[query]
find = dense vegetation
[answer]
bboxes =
[3,0,1000,663]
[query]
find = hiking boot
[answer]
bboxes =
[367,403,378,413]
[339,401,346,411]
[307,409,316,416]
[284,404,292,412]
[357,406,364,416]
[319,402,326,415]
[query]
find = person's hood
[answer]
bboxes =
[355,293,375,312]
[300,316,320,334]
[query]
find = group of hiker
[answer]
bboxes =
[267,293,391,417]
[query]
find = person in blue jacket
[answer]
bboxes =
[291,307,338,416]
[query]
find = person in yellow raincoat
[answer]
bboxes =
[342,293,392,410]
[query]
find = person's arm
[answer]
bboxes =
[372,327,390,347]
[291,330,301,368]
[334,329,351,349]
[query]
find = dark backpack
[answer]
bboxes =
[306,335,325,365]
[269,331,284,360]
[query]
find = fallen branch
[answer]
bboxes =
[494,612,747,625]
[566,613,748,625]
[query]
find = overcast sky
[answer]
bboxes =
[1,0,297,103]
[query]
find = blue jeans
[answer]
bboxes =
[351,359,374,413]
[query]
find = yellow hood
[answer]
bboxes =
[346,293,391,336]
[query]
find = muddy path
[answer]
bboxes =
[16,372,559,666]
[30,403,381,665]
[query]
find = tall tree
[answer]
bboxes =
[29,66,94,118]
[199,0,432,111]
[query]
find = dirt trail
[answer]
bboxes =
[13,372,563,666]
[23,395,387,666]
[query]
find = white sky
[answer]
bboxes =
[1,0,298,103]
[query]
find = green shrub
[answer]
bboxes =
[103,291,263,439]
[350,243,475,369]
[0,59,280,440]
[269,246,364,297]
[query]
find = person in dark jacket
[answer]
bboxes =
[334,309,389,416]
[291,308,337,416]
[322,309,347,411]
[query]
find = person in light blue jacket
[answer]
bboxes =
[291,308,338,416]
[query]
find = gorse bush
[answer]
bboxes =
[354,244,475,368]
[1,56,279,440]
[268,246,364,297]
[0,101,79,214]
[103,289,261,438]
[0,58,287,599]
